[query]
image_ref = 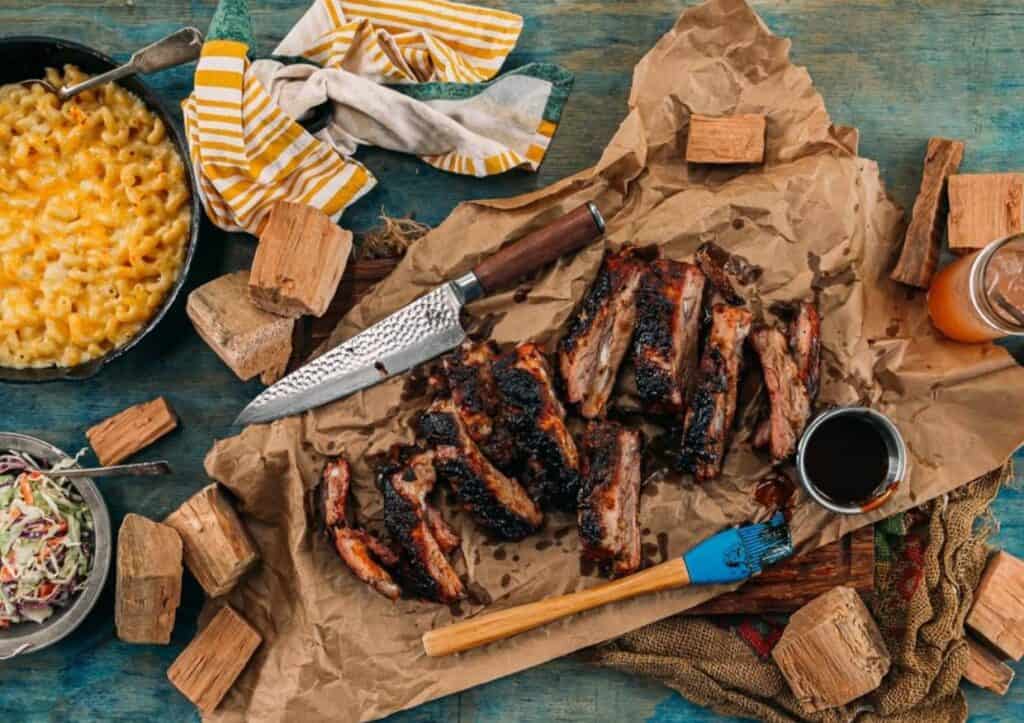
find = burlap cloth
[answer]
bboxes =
[588,464,1012,723]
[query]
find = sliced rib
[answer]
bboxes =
[680,304,754,481]
[319,457,401,601]
[750,325,811,462]
[695,242,745,306]
[493,343,582,509]
[558,247,644,418]
[578,421,643,576]
[381,452,465,604]
[443,341,518,474]
[419,400,543,540]
[790,300,822,400]
[633,260,706,414]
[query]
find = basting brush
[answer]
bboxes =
[422,512,793,657]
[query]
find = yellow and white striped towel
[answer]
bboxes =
[183,0,573,234]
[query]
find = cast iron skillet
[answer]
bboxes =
[0,36,202,382]
[0,38,334,382]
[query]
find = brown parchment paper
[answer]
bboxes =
[202,1,1024,720]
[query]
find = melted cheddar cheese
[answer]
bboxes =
[0,66,191,368]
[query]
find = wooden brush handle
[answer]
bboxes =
[472,202,604,294]
[422,558,689,657]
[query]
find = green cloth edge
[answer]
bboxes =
[208,0,254,46]
[385,62,575,125]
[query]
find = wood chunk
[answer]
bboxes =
[890,137,965,288]
[249,201,353,318]
[116,514,183,644]
[165,484,259,598]
[87,397,178,466]
[947,173,1024,253]
[964,636,1014,695]
[967,550,1024,660]
[167,605,261,713]
[772,586,890,713]
[686,113,766,164]
[187,271,295,382]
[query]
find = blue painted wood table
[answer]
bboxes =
[1,1,1022,721]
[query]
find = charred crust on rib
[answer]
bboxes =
[418,400,543,540]
[633,260,706,414]
[578,420,643,576]
[432,453,538,540]
[380,454,465,604]
[680,304,753,480]
[319,456,402,601]
[558,247,644,418]
[493,344,581,510]
[695,242,746,306]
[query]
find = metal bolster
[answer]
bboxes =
[586,202,606,234]
[451,271,485,305]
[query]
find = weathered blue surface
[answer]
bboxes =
[0,1,1022,721]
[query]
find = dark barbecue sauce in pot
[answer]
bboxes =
[802,415,889,505]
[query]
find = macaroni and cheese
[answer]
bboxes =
[0,65,191,368]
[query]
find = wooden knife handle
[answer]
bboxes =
[422,558,689,657]
[472,202,605,294]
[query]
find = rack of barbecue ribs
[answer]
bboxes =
[319,457,402,601]
[493,343,582,510]
[317,240,824,603]
[681,304,754,481]
[558,247,644,418]
[381,451,466,604]
[419,400,544,540]
[578,421,644,576]
[632,260,707,415]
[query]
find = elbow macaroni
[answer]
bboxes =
[0,65,191,368]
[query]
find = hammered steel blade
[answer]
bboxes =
[235,282,469,425]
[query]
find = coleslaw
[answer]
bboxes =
[0,450,93,628]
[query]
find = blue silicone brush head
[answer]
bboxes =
[682,512,793,585]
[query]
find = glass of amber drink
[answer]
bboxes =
[927,234,1024,342]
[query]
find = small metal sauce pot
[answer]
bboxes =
[795,406,908,515]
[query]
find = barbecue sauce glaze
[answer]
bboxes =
[803,415,889,505]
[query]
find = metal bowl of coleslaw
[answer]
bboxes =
[0,433,111,660]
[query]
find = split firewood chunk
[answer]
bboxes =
[890,137,965,288]
[967,550,1024,660]
[116,514,183,644]
[772,586,891,713]
[964,636,1014,695]
[249,201,353,318]
[685,113,766,164]
[87,397,178,466]
[167,605,261,713]
[164,484,259,598]
[947,173,1024,253]
[187,271,294,382]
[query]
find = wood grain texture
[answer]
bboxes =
[0,2,1023,722]
[690,526,874,615]
[890,137,965,287]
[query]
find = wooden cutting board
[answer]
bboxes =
[689,525,875,615]
[304,257,876,615]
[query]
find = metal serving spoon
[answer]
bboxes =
[28,460,172,479]
[21,27,203,102]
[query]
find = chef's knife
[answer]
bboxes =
[235,202,606,425]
